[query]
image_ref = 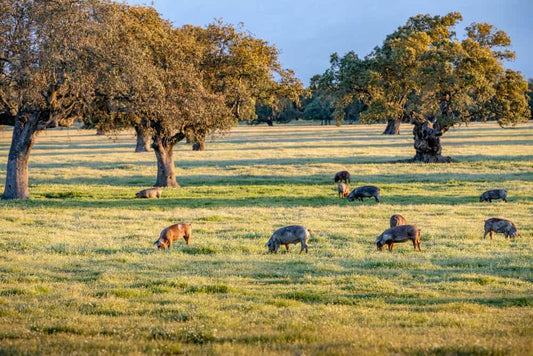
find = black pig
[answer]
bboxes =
[483,218,520,239]
[374,225,421,252]
[479,189,507,203]
[348,185,380,202]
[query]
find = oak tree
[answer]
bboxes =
[0,0,104,199]
[318,12,530,162]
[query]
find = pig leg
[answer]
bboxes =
[168,240,172,249]
[285,244,290,253]
[489,231,494,240]
[388,242,394,252]
[483,229,489,239]
[300,241,308,254]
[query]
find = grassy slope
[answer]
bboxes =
[0,122,532,355]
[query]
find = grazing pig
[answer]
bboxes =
[374,225,421,252]
[337,183,349,198]
[154,223,192,249]
[479,189,507,203]
[390,214,407,228]
[483,218,520,239]
[136,187,162,199]
[265,225,311,254]
[347,185,380,202]
[334,170,351,184]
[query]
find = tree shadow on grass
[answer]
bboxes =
[26,170,533,187]
[23,152,533,172]
[3,193,522,210]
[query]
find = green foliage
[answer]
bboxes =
[317,12,530,130]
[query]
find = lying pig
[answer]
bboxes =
[265,225,311,254]
[334,170,351,184]
[374,225,421,252]
[348,185,380,202]
[337,183,349,198]
[136,187,162,199]
[154,223,192,249]
[483,218,520,239]
[479,189,507,203]
[390,214,407,228]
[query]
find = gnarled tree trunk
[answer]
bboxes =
[412,119,451,163]
[2,116,39,199]
[134,126,150,152]
[383,118,401,135]
[152,138,180,187]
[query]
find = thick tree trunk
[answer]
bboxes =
[152,140,180,187]
[411,120,451,163]
[2,118,38,199]
[134,126,150,152]
[383,118,401,135]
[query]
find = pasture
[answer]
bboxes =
[0,122,532,355]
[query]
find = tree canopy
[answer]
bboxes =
[0,0,302,198]
[0,0,107,199]
[317,12,530,161]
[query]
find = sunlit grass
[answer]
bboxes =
[0,121,532,354]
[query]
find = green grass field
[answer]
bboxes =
[0,122,532,355]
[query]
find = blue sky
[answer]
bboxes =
[125,0,532,86]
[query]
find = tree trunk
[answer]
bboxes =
[2,117,39,199]
[134,126,150,152]
[152,139,180,187]
[383,118,401,135]
[191,131,206,151]
[411,120,451,163]
[192,141,205,151]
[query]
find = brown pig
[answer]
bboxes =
[334,170,351,184]
[389,214,407,228]
[154,223,192,249]
[374,225,421,252]
[483,218,520,239]
[136,187,162,199]
[337,183,350,198]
